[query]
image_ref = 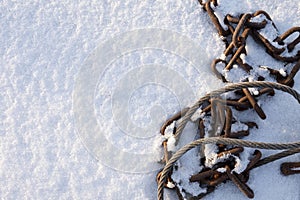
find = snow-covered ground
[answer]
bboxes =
[0,0,299,199]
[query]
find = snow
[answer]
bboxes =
[279,68,287,77]
[232,155,248,174]
[0,0,299,199]
[231,122,249,132]
[166,136,177,152]
[171,146,205,198]
[164,121,176,138]
[223,64,248,82]
[166,182,175,189]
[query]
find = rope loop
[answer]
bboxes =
[157,81,300,200]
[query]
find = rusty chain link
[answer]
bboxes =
[156,1,300,199]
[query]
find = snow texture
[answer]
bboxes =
[0,0,299,199]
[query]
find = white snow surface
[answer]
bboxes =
[1,0,300,199]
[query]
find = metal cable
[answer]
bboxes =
[158,138,300,200]
[252,148,300,169]
[158,81,300,200]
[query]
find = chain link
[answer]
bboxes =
[156,1,300,199]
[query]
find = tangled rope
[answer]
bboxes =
[157,81,300,200]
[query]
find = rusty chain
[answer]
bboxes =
[156,1,300,199]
